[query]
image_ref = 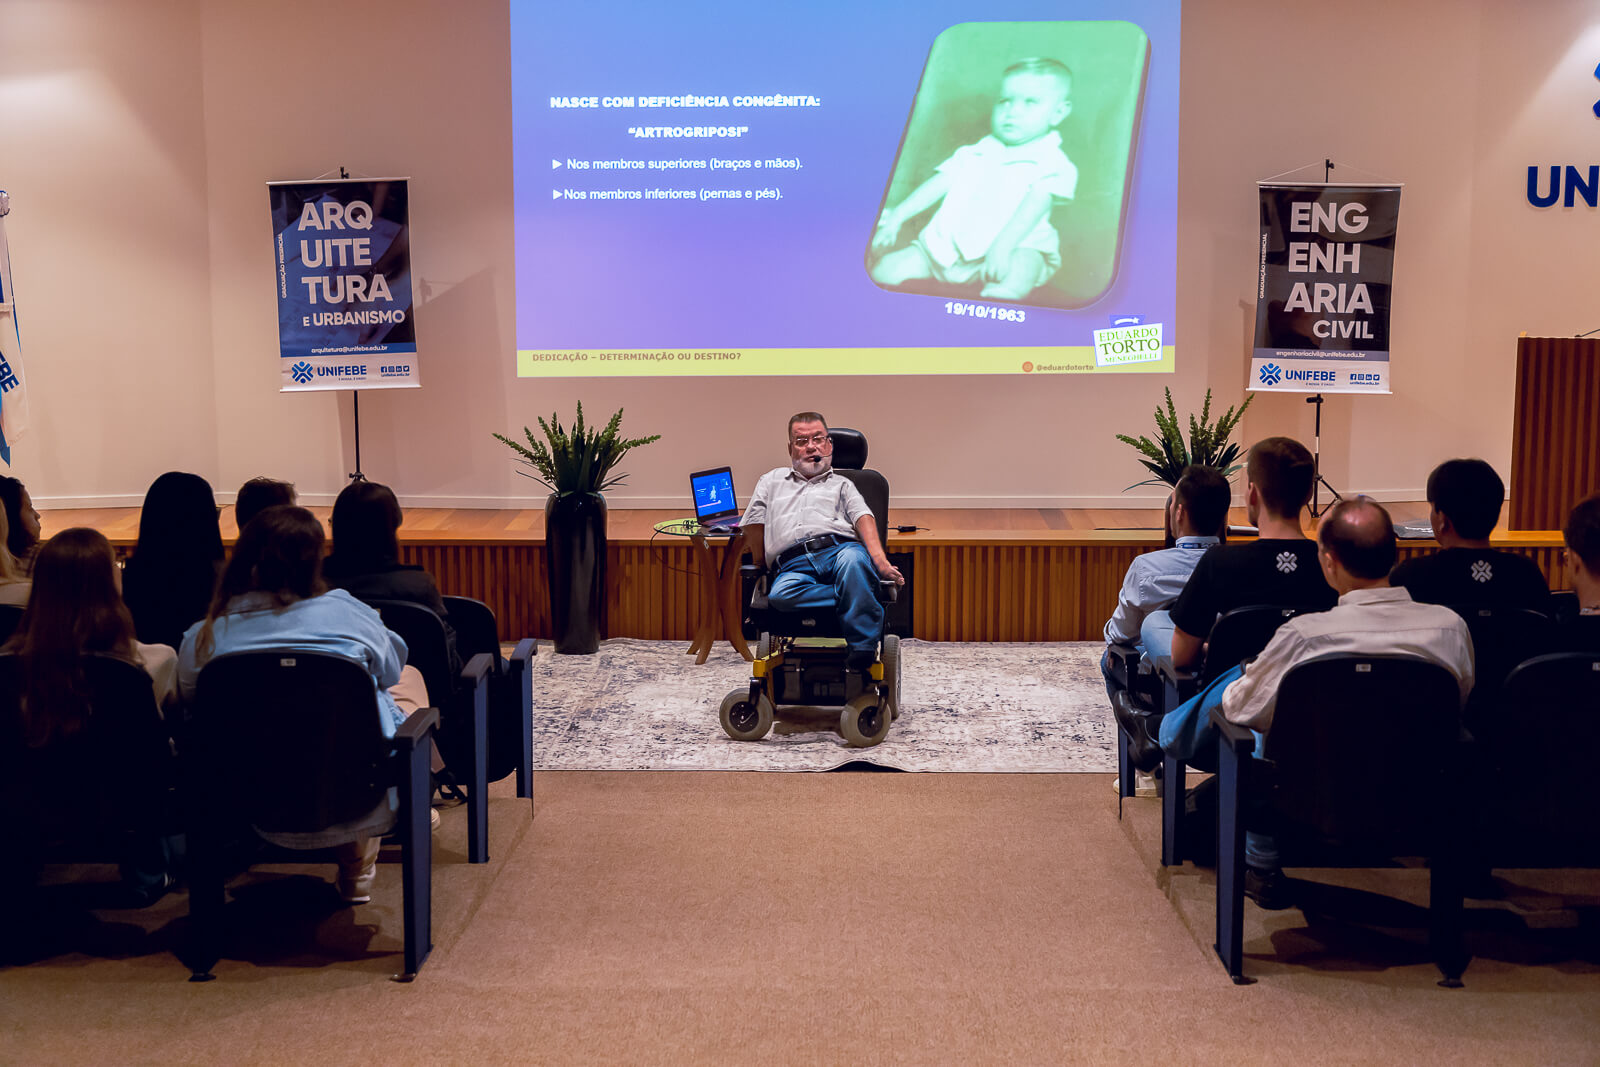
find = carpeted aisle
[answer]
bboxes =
[4,772,1597,1064]
[533,639,1115,772]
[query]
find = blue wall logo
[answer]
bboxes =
[1526,62,1600,206]
[290,361,314,383]
[1258,362,1283,386]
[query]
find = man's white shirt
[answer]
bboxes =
[742,467,870,566]
[1221,585,1475,734]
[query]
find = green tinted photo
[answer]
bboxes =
[867,21,1150,310]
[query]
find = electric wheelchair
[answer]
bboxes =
[718,427,904,748]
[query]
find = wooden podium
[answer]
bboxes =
[1509,336,1600,531]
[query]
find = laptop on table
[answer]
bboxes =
[690,467,742,532]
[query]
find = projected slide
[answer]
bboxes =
[510,0,1179,377]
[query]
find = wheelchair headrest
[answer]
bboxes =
[829,427,867,470]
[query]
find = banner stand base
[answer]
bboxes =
[1306,393,1344,518]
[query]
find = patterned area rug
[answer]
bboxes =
[531,638,1113,772]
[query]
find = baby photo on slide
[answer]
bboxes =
[867,21,1150,310]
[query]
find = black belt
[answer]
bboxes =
[775,533,854,569]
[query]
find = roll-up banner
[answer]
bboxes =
[1251,183,1400,394]
[268,178,419,391]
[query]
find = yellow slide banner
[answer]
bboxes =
[518,346,1175,377]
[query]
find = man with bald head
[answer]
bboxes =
[1155,498,1474,905]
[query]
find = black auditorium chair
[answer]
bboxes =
[1444,605,1554,730]
[1210,653,1468,986]
[722,427,903,748]
[1147,604,1315,865]
[186,651,438,981]
[0,653,179,955]
[1470,649,1600,872]
[1548,590,1580,625]
[369,600,494,863]
[441,595,537,817]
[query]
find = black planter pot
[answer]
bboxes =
[545,491,607,654]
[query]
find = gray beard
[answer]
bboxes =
[793,456,832,478]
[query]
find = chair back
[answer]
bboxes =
[0,652,174,844]
[829,427,889,556]
[1479,651,1600,861]
[1201,604,1312,686]
[1549,590,1580,624]
[0,604,24,643]
[1264,653,1461,849]
[192,651,391,834]
[441,595,523,784]
[441,595,505,674]
[370,600,455,711]
[1448,605,1555,697]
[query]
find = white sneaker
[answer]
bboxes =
[336,837,381,904]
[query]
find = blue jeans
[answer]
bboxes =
[768,540,884,653]
[1156,664,1277,869]
[1140,609,1176,664]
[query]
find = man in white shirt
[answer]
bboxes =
[1157,497,1474,904]
[740,412,905,669]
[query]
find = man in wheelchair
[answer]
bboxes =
[719,412,906,746]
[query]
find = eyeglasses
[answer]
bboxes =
[792,433,831,448]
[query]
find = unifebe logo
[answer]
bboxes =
[1258,362,1283,386]
[290,361,314,384]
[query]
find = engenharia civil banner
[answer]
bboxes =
[268,178,419,391]
[1251,183,1400,394]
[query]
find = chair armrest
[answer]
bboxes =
[878,580,899,603]
[1208,706,1255,754]
[1154,654,1198,687]
[509,638,537,668]
[740,562,767,578]
[1105,642,1140,687]
[461,652,494,687]
[395,705,440,748]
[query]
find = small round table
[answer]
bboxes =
[653,519,754,665]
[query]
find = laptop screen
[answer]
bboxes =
[690,467,738,523]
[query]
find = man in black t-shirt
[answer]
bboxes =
[1166,437,1338,669]
[1389,458,1551,613]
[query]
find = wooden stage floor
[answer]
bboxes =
[48,503,1568,644]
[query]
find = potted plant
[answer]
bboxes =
[495,405,661,654]
[1115,387,1253,489]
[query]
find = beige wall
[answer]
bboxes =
[1,0,1595,510]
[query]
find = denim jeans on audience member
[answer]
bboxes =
[1156,663,1279,868]
[767,540,884,653]
[1140,609,1176,665]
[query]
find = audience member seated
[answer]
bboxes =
[1163,436,1337,670]
[1101,464,1230,705]
[4,527,181,903]
[1156,498,1474,905]
[323,480,460,676]
[0,475,42,576]
[1560,492,1600,650]
[0,508,31,607]
[1390,458,1551,612]
[176,505,430,903]
[233,476,298,531]
[121,472,226,653]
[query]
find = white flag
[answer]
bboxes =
[0,190,32,464]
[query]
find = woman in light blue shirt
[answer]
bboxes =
[177,504,412,903]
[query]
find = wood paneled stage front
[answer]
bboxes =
[54,504,1570,644]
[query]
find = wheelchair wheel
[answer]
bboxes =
[840,693,891,748]
[880,634,901,720]
[720,689,774,741]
